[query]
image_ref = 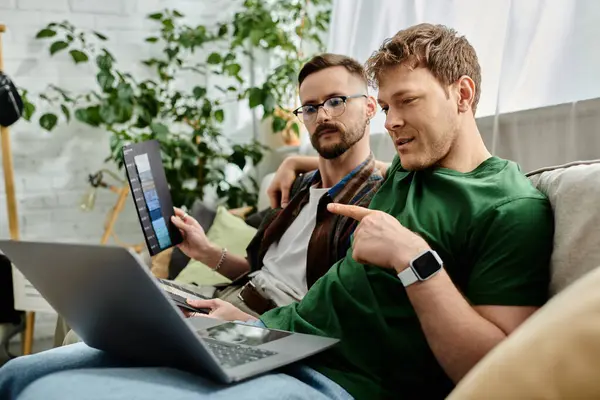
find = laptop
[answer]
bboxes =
[0,240,339,383]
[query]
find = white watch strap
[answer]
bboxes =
[398,267,419,287]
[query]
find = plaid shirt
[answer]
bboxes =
[246,153,384,288]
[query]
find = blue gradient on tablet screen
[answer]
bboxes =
[134,153,172,249]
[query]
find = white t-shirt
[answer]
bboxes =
[249,187,329,307]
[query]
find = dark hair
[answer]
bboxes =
[366,23,482,113]
[298,53,368,87]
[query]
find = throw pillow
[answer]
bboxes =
[175,206,257,287]
[448,263,600,399]
[526,159,600,295]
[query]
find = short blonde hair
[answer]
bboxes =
[366,23,481,113]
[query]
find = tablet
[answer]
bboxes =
[123,140,183,256]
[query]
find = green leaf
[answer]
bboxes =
[291,122,300,136]
[249,29,262,46]
[207,52,222,64]
[193,86,207,99]
[214,109,224,123]
[271,116,287,133]
[173,9,184,17]
[39,113,58,131]
[263,93,276,114]
[148,12,163,20]
[145,37,159,43]
[224,63,241,77]
[49,41,69,55]
[96,54,113,70]
[116,82,134,101]
[69,50,89,63]
[97,71,115,91]
[150,122,169,139]
[75,106,102,127]
[93,31,108,41]
[218,24,228,37]
[229,150,246,171]
[248,88,263,108]
[165,47,179,60]
[36,29,56,39]
[23,102,36,122]
[162,18,175,32]
[201,101,212,118]
[99,103,117,124]
[61,105,71,122]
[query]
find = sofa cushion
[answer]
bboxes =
[174,206,258,287]
[448,262,600,399]
[526,160,600,295]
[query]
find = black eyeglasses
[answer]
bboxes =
[292,94,367,123]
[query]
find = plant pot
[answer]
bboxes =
[281,126,301,146]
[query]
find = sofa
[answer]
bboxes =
[449,158,600,398]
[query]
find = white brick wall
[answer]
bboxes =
[0,0,250,339]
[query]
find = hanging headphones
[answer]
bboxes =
[0,71,24,128]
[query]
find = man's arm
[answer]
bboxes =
[197,245,251,281]
[171,209,251,281]
[268,156,391,208]
[405,270,537,382]
[327,201,552,383]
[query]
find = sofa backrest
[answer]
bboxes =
[526,160,600,295]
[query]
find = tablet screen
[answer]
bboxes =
[123,140,183,256]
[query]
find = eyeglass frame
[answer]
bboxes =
[292,93,368,123]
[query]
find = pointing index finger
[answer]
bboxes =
[327,203,373,221]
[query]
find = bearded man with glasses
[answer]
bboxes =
[164,53,385,319]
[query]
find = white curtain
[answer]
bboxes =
[326,0,600,167]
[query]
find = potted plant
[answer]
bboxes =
[19,1,331,208]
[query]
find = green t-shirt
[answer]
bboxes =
[261,155,554,399]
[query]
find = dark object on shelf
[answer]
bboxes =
[0,72,24,127]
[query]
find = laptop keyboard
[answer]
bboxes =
[204,338,278,368]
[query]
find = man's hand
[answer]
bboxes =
[171,207,221,265]
[267,156,320,208]
[267,159,297,209]
[327,203,430,273]
[184,298,258,322]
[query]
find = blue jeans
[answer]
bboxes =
[0,343,352,400]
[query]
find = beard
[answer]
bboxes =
[311,118,369,160]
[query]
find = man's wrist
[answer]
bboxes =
[392,242,431,274]
[198,243,222,268]
[282,156,301,173]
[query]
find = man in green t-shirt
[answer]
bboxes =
[0,23,553,400]
[187,22,554,398]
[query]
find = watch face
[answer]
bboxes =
[412,251,441,279]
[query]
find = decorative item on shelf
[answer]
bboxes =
[79,169,144,252]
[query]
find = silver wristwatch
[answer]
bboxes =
[398,249,443,287]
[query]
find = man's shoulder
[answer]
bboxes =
[290,170,317,196]
[483,158,550,215]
